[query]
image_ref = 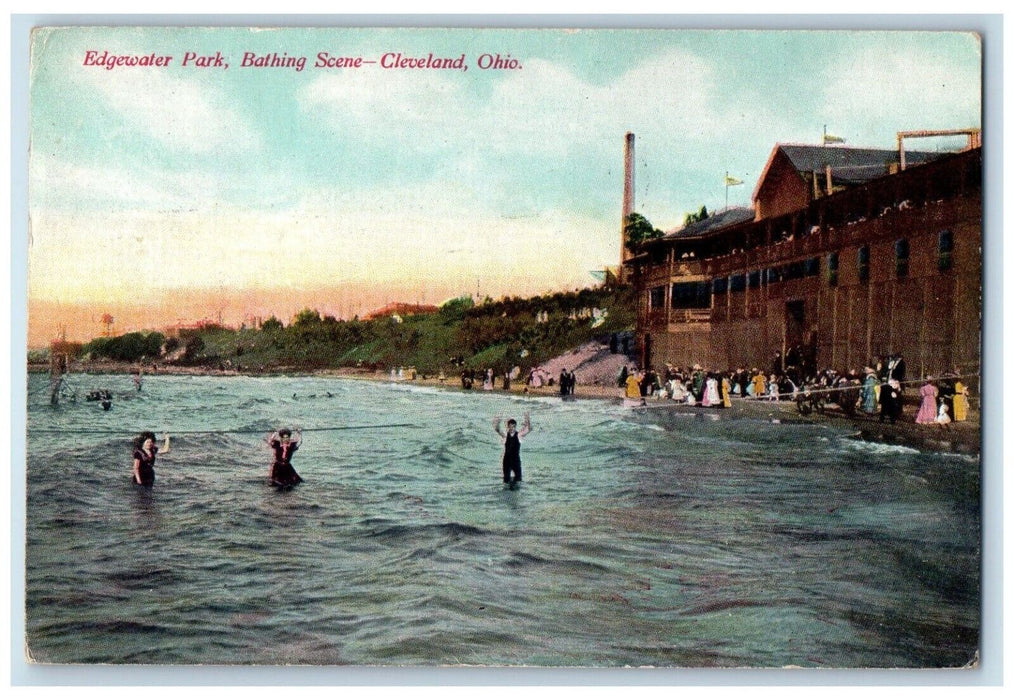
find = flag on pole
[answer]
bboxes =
[822,125,845,145]
[724,174,744,186]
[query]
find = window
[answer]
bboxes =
[766,267,783,285]
[938,230,954,271]
[748,270,762,289]
[730,273,746,292]
[827,252,839,286]
[804,257,820,277]
[649,286,665,309]
[895,239,909,278]
[713,277,728,295]
[785,261,804,280]
[857,246,870,282]
[671,282,712,309]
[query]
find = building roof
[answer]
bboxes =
[750,143,950,203]
[778,144,944,184]
[663,206,755,240]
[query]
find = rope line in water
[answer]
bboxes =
[26,423,420,436]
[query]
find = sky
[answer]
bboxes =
[26,26,982,345]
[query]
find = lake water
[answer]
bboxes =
[25,374,980,667]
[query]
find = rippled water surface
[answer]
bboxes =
[25,374,980,666]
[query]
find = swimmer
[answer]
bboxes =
[132,431,170,487]
[266,427,303,487]
[493,412,531,488]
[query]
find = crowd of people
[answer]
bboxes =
[456,367,523,390]
[616,353,974,426]
[460,365,577,393]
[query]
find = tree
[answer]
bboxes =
[261,316,283,331]
[82,331,164,362]
[183,335,205,361]
[683,205,710,227]
[293,308,322,326]
[624,212,664,252]
[439,295,475,325]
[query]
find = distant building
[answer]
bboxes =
[624,133,981,379]
[362,302,440,321]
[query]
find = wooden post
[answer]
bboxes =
[831,284,839,371]
[49,345,66,405]
[866,275,874,369]
[920,276,930,378]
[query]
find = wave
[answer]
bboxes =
[104,565,187,590]
[502,551,611,575]
[840,438,921,456]
[363,521,491,543]
[679,598,769,616]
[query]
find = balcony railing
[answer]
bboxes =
[669,309,712,324]
[643,308,713,327]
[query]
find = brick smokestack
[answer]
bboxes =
[621,132,635,279]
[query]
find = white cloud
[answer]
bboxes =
[297,50,788,159]
[30,156,175,210]
[819,40,982,142]
[27,150,301,215]
[486,53,727,151]
[298,66,467,152]
[76,63,262,155]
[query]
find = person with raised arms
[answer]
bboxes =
[266,427,303,488]
[132,431,170,488]
[493,412,531,489]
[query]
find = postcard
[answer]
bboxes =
[22,24,984,670]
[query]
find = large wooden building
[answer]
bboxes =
[625,136,982,379]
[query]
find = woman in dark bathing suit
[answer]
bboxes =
[132,431,170,487]
[493,412,530,488]
[266,427,303,487]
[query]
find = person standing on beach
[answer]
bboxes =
[861,367,878,414]
[915,379,939,425]
[266,427,303,487]
[767,374,780,401]
[132,431,170,487]
[625,370,641,399]
[952,373,970,422]
[691,365,705,402]
[494,413,531,488]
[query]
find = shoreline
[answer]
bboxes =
[31,362,981,455]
